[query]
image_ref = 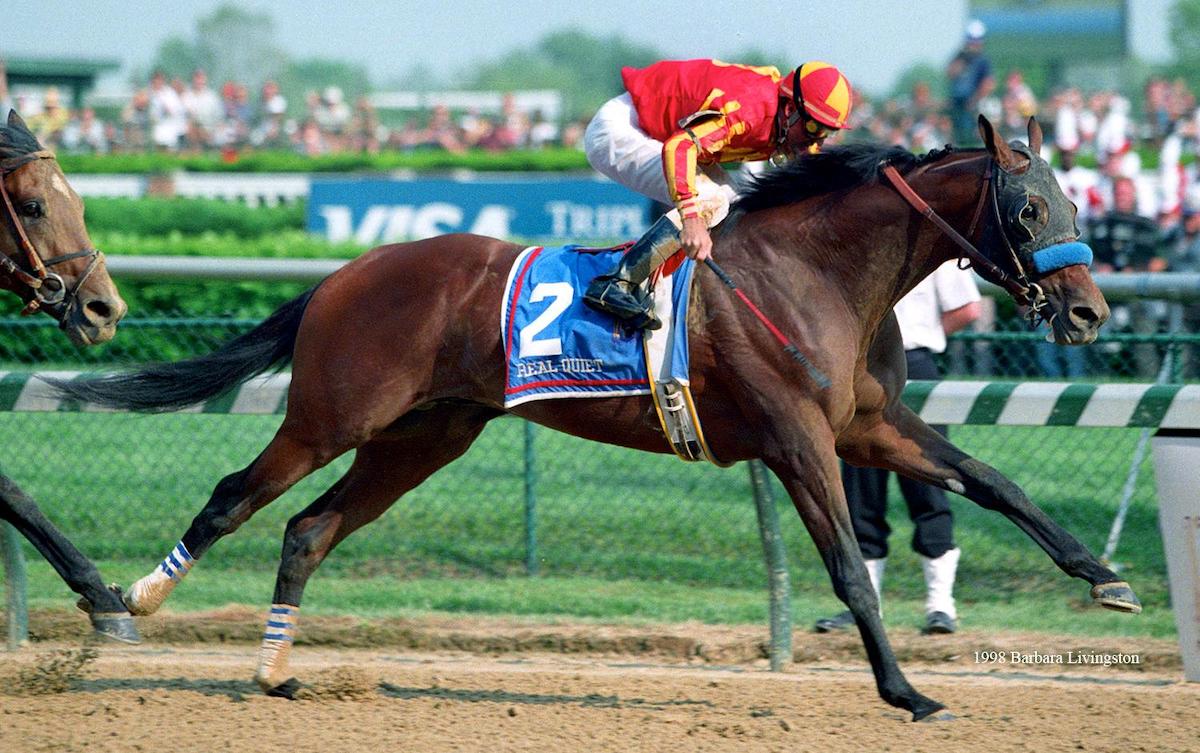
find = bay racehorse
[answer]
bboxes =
[58,117,1139,718]
[0,111,136,643]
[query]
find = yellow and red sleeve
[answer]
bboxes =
[661,115,738,219]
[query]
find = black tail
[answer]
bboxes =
[51,289,316,412]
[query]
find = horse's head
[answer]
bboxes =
[0,110,126,345]
[977,115,1108,344]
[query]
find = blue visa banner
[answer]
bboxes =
[308,175,653,244]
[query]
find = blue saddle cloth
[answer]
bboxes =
[501,244,694,408]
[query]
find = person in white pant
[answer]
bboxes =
[815,261,981,635]
[580,58,854,330]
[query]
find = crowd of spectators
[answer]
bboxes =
[0,62,583,158]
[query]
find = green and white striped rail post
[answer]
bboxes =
[2,519,29,650]
[1,374,1198,678]
[748,460,791,672]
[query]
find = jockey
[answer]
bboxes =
[582,59,854,329]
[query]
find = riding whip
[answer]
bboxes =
[703,258,832,389]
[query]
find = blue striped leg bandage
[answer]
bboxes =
[256,604,299,691]
[125,541,195,615]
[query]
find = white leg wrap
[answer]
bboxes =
[921,547,960,619]
[256,604,299,692]
[124,541,194,615]
[864,558,886,616]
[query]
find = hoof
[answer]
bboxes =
[1091,581,1142,614]
[909,695,946,722]
[263,677,302,699]
[90,613,141,645]
[921,611,957,635]
[920,711,958,723]
[813,610,855,633]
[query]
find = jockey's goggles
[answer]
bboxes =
[803,115,830,139]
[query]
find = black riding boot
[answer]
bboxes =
[583,214,681,330]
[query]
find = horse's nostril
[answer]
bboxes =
[84,298,120,325]
[1071,306,1100,326]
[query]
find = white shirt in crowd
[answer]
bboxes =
[894,261,982,354]
[149,84,187,149]
[182,86,223,131]
[1054,163,1100,223]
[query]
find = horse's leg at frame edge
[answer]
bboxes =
[839,402,1140,612]
[254,404,498,696]
[762,420,946,721]
[0,474,140,643]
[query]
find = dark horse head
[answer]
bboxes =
[975,115,1108,344]
[734,115,1107,347]
[0,110,126,345]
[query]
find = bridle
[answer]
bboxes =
[0,150,104,321]
[881,153,1054,327]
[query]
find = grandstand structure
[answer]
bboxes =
[3,56,120,109]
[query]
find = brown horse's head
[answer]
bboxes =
[978,115,1108,344]
[0,111,126,345]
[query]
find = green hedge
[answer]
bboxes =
[91,229,363,259]
[58,145,1184,175]
[60,147,591,174]
[85,197,305,237]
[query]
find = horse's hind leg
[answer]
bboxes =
[254,404,497,696]
[0,475,140,643]
[763,417,944,721]
[838,402,1139,612]
[122,425,349,616]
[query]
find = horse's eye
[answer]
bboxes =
[1020,203,1038,222]
[19,200,43,218]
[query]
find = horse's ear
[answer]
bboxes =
[1027,117,1043,155]
[5,109,36,144]
[978,114,1018,170]
[7,109,28,133]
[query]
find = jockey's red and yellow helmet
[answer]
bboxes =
[779,62,854,130]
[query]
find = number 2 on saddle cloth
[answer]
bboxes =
[500,243,724,464]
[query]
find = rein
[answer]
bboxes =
[880,159,1051,325]
[0,151,104,320]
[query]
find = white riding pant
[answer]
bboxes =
[584,93,737,228]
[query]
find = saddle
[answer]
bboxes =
[501,244,727,465]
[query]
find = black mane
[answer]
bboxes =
[0,111,45,166]
[734,143,954,214]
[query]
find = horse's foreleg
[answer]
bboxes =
[255,405,496,696]
[123,430,336,616]
[763,423,944,722]
[839,404,1139,612]
[0,475,139,643]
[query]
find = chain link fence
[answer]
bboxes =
[0,309,1188,633]
[3,305,1198,379]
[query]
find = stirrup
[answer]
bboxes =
[583,279,661,330]
[582,214,680,331]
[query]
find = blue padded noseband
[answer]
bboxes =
[1030,241,1093,277]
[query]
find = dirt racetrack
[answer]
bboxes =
[1,610,1197,753]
